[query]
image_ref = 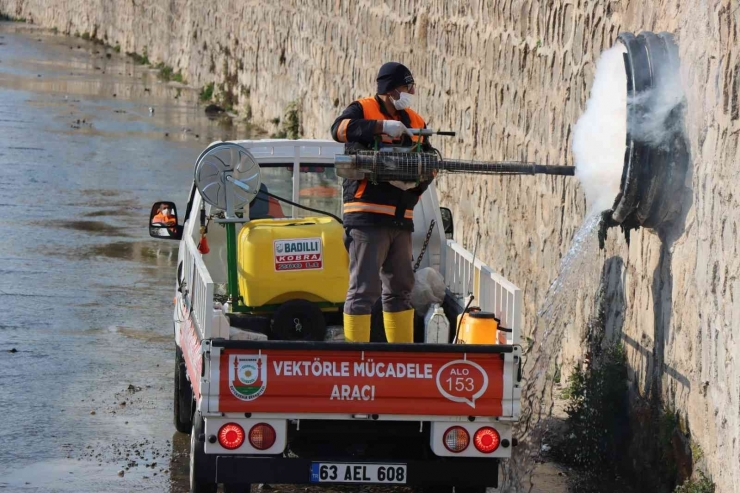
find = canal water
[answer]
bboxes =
[0,22,258,492]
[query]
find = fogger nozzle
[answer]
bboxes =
[442,160,576,176]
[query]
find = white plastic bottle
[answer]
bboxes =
[424,303,450,343]
[211,307,231,339]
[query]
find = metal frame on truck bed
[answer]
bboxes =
[149,139,523,493]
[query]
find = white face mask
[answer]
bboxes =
[392,92,414,110]
[162,209,169,215]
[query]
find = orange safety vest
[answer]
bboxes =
[152,212,176,226]
[339,97,427,223]
[267,196,285,218]
[335,97,426,145]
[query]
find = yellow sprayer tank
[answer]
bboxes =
[237,217,348,308]
[457,310,500,345]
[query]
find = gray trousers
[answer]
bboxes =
[343,226,414,315]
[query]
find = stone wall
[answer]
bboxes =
[2,1,738,491]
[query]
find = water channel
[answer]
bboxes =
[0,22,258,492]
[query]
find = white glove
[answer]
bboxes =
[382,120,412,138]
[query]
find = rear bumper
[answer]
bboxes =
[214,457,499,487]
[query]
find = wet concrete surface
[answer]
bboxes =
[0,21,259,492]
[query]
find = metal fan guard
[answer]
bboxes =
[193,142,261,211]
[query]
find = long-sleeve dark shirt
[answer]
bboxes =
[329,95,436,231]
[330,95,434,151]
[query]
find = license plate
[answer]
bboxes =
[310,463,407,484]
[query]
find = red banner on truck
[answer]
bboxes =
[218,349,505,416]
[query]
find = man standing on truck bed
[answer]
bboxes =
[330,61,435,344]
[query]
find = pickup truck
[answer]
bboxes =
[149,139,523,493]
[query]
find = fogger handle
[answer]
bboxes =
[408,128,456,137]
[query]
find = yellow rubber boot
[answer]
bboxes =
[343,313,371,342]
[383,309,415,343]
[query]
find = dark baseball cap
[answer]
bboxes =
[376,62,415,94]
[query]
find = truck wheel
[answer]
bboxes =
[223,484,252,493]
[174,345,194,433]
[190,411,217,493]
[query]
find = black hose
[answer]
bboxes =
[454,295,475,344]
[254,189,343,224]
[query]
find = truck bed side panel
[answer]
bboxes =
[179,303,203,398]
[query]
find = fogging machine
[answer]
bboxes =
[335,129,575,182]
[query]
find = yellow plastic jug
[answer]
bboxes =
[456,310,500,345]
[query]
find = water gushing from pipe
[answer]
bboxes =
[502,213,604,492]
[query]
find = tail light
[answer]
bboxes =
[218,423,245,450]
[443,426,470,453]
[473,427,500,453]
[249,423,276,450]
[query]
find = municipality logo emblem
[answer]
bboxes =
[229,354,267,401]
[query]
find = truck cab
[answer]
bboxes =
[149,139,523,493]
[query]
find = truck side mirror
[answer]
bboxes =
[149,201,183,240]
[440,207,454,240]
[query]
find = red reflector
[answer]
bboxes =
[474,427,500,453]
[443,426,470,453]
[249,423,276,450]
[218,423,245,450]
